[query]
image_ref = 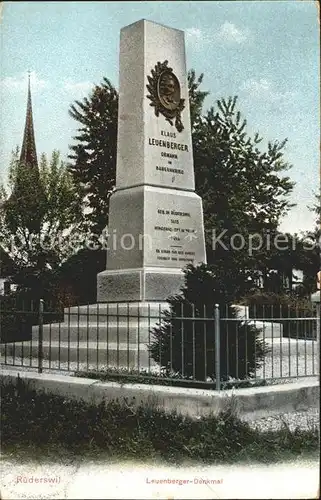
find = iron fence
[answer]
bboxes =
[0,297,319,390]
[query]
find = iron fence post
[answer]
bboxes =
[311,290,320,380]
[214,303,220,391]
[38,299,44,374]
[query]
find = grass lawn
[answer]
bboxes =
[1,376,319,465]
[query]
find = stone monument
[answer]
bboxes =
[4,20,207,370]
[97,19,206,302]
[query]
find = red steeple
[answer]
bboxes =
[20,72,38,167]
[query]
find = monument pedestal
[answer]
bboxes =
[233,305,282,340]
[19,302,169,370]
[97,185,206,302]
[311,290,320,304]
[97,268,184,302]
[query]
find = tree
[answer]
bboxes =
[188,70,209,130]
[193,97,294,243]
[0,245,16,278]
[299,192,321,292]
[2,147,47,236]
[68,78,118,236]
[190,95,295,296]
[0,149,84,295]
[57,247,106,305]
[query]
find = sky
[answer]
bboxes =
[0,0,319,235]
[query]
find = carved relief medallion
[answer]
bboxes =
[146,60,185,132]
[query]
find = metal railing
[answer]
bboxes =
[0,298,319,390]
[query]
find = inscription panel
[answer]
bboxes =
[144,125,194,190]
[143,188,206,268]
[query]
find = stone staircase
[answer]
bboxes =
[1,303,169,370]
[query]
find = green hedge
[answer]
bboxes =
[148,265,270,382]
[149,299,268,382]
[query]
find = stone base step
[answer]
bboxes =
[0,341,156,370]
[29,302,170,344]
[31,323,159,343]
[30,320,283,344]
[247,321,283,339]
[263,338,317,355]
[63,302,169,324]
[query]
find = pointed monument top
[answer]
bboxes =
[122,19,184,34]
[20,72,38,168]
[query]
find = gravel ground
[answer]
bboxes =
[256,338,318,379]
[243,408,320,432]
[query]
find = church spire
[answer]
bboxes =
[20,72,38,168]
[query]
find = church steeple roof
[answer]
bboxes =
[20,72,38,168]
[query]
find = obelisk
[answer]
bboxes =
[97,19,206,303]
[4,20,207,371]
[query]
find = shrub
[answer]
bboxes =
[149,265,269,382]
